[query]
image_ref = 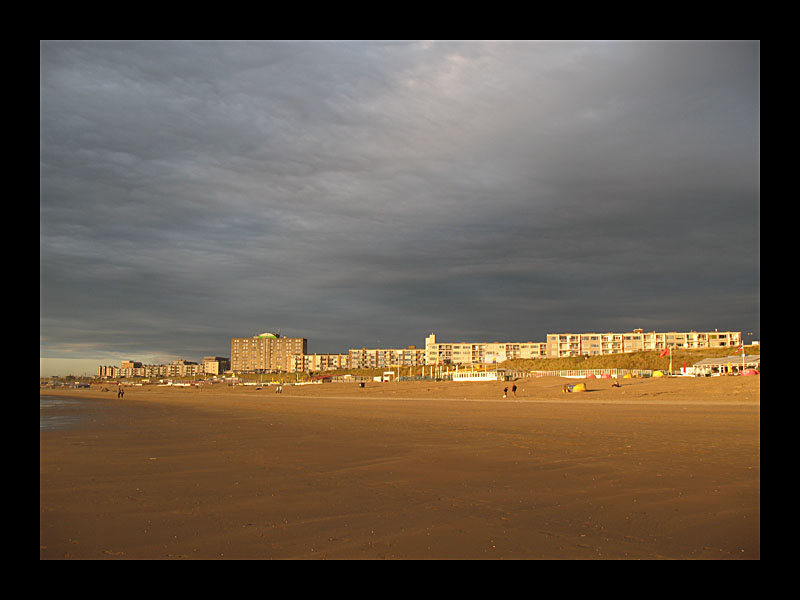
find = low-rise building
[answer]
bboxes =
[97,363,168,379]
[165,359,203,378]
[291,353,350,373]
[203,356,230,375]
[546,329,743,358]
[349,346,427,369]
[424,333,547,365]
[692,354,760,376]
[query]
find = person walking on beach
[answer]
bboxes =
[503,386,508,399]
[511,384,517,398]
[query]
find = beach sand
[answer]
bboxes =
[40,375,760,559]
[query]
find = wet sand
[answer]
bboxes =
[40,376,760,559]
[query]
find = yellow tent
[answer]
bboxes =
[652,370,665,377]
[571,382,587,392]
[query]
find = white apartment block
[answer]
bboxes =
[97,363,168,378]
[98,358,226,379]
[424,333,547,366]
[202,356,230,375]
[291,353,350,373]
[349,346,427,369]
[164,359,203,378]
[545,329,742,358]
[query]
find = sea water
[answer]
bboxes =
[39,394,95,431]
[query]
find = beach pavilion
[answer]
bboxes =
[692,355,760,376]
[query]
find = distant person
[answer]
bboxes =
[511,384,517,398]
[503,386,508,399]
[117,386,122,398]
[612,378,621,388]
[275,384,282,394]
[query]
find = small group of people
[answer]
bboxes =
[117,386,125,398]
[275,384,283,394]
[502,384,517,398]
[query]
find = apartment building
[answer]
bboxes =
[545,329,742,358]
[349,346,427,369]
[97,363,169,378]
[424,333,548,365]
[291,353,350,373]
[230,332,308,373]
[164,359,203,378]
[202,356,230,376]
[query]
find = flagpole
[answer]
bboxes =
[741,339,745,372]
[669,346,673,375]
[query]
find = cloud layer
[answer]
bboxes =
[40,40,760,364]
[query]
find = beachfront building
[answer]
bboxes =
[452,369,506,382]
[165,359,203,378]
[291,353,351,373]
[545,329,743,358]
[424,333,548,366]
[97,365,118,378]
[97,362,169,379]
[202,356,230,376]
[692,354,760,376]
[230,332,307,373]
[348,346,427,370]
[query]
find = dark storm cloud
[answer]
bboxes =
[40,40,759,365]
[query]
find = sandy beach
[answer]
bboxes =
[40,375,760,559]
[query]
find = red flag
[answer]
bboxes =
[735,342,744,354]
[659,346,672,358]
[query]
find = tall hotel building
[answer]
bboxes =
[230,332,307,373]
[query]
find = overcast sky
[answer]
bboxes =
[40,40,760,375]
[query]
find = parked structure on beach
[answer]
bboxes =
[692,354,760,376]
